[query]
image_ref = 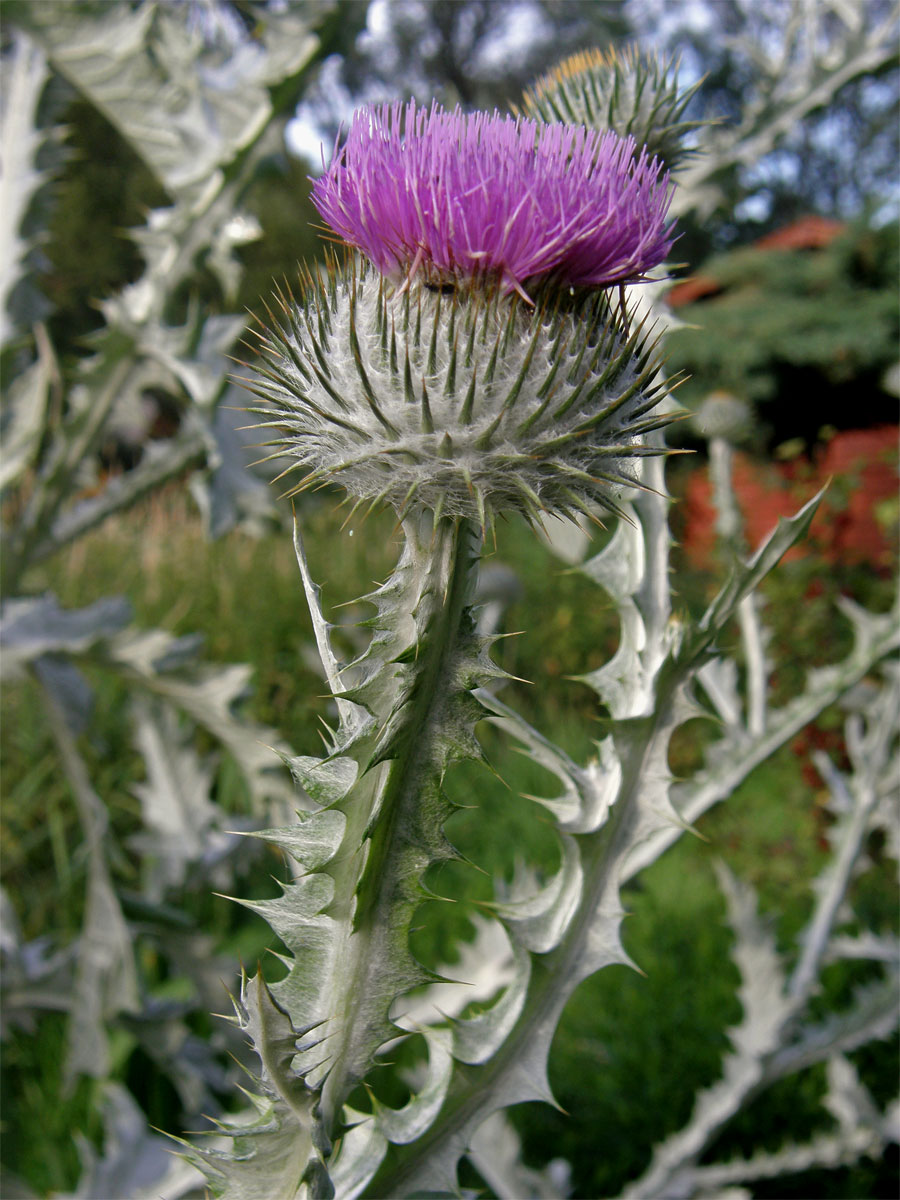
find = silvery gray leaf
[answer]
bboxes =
[21,2,325,204]
[0,31,49,346]
[0,888,74,1040]
[111,626,296,811]
[669,0,900,219]
[65,859,140,1085]
[37,434,208,565]
[191,397,279,540]
[0,594,132,679]
[469,1111,571,1200]
[65,1082,204,1200]
[31,655,93,735]
[128,697,232,901]
[0,352,52,490]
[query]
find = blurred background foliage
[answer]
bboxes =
[33,0,900,437]
[666,221,899,450]
[1,2,897,1198]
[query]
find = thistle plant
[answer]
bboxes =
[192,49,898,1200]
[2,6,896,1197]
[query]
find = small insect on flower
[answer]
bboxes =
[310,100,675,302]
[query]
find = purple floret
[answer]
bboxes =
[311,100,675,299]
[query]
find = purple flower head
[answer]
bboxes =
[311,100,675,300]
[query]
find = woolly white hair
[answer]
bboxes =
[243,259,674,528]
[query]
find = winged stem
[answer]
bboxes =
[315,511,484,1136]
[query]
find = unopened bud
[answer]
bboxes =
[521,46,703,173]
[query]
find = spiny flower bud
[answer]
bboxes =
[693,390,753,444]
[521,46,703,172]
[310,100,673,302]
[243,260,672,528]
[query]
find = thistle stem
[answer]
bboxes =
[316,510,483,1137]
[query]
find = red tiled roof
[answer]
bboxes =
[667,275,721,307]
[667,217,848,308]
[753,216,846,251]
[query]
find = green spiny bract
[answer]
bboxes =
[520,46,704,173]
[242,257,672,529]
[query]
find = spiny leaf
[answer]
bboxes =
[694,489,825,649]
[0,31,50,346]
[20,2,324,205]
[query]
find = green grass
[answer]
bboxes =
[0,1016,104,1196]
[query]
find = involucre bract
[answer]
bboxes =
[243,260,673,528]
[521,46,704,173]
